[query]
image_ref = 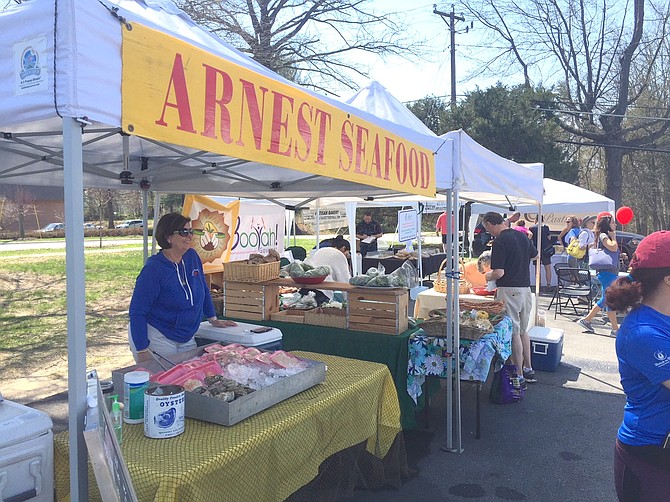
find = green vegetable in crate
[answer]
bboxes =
[365,275,392,287]
[288,261,330,278]
[349,275,372,286]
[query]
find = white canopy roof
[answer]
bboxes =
[471,178,615,214]
[0,0,446,198]
[343,83,545,205]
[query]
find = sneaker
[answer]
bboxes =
[610,329,618,337]
[523,369,538,383]
[519,377,528,391]
[577,318,595,333]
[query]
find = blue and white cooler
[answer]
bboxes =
[194,321,283,351]
[0,397,54,502]
[528,326,564,372]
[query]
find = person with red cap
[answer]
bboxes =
[606,230,670,501]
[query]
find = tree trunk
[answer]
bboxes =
[604,146,625,209]
[106,193,115,229]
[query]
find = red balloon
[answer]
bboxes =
[616,206,634,225]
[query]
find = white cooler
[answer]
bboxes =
[194,321,282,349]
[0,398,54,502]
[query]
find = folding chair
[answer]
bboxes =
[552,267,593,319]
[547,262,571,309]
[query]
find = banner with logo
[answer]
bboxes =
[228,201,285,262]
[182,196,240,274]
[122,24,435,196]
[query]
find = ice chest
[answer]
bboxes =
[194,321,282,351]
[529,326,564,372]
[0,398,54,502]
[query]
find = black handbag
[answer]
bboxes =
[542,245,556,258]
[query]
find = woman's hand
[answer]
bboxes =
[209,318,237,328]
[135,349,153,364]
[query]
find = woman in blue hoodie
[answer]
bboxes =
[129,213,235,363]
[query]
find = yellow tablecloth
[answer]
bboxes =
[54,352,401,502]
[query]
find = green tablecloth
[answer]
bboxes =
[256,319,421,429]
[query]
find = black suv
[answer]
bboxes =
[616,231,645,271]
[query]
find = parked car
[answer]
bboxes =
[41,222,64,232]
[115,219,143,228]
[84,222,103,229]
[616,231,645,271]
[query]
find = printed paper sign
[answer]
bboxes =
[398,208,418,242]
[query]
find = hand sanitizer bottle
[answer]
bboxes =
[110,395,123,444]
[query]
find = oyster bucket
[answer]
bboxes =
[144,385,185,439]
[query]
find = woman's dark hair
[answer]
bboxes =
[155,213,191,249]
[595,215,613,235]
[606,267,670,311]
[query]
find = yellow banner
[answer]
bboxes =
[182,196,240,274]
[122,24,435,196]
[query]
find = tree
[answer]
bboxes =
[407,96,450,135]
[175,0,423,93]
[458,0,670,208]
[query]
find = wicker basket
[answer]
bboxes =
[419,318,448,337]
[434,259,469,294]
[459,324,490,341]
[459,300,506,316]
[223,260,280,282]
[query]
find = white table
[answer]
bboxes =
[413,288,536,328]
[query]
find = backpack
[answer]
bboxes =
[567,236,586,259]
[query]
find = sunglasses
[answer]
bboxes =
[173,228,203,237]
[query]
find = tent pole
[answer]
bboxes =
[141,188,149,263]
[443,189,454,451]
[534,205,543,324]
[416,202,424,279]
[63,117,88,500]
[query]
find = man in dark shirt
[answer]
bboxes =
[529,219,554,291]
[482,211,539,387]
[355,211,383,256]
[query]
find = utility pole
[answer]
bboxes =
[433,4,468,109]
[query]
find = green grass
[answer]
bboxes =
[0,250,144,354]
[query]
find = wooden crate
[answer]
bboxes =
[270,309,312,324]
[348,290,409,335]
[223,281,279,321]
[304,308,347,329]
[223,261,280,282]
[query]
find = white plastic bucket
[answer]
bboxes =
[144,385,185,439]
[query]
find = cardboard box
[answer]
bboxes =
[112,346,326,426]
[529,326,564,372]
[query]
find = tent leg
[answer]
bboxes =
[63,118,88,500]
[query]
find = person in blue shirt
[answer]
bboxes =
[606,230,670,501]
[355,211,383,256]
[129,213,235,363]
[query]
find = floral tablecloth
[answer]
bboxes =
[407,317,512,403]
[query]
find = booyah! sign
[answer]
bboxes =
[229,201,285,262]
[121,24,435,197]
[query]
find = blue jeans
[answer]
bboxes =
[596,270,618,309]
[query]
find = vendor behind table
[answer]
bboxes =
[128,212,236,364]
[356,211,383,257]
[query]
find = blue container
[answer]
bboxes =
[529,327,564,372]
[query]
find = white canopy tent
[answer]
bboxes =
[1,1,450,497]
[342,82,546,452]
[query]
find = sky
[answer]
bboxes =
[342,1,504,104]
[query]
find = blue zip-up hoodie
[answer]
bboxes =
[129,248,215,351]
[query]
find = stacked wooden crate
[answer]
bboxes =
[347,289,408,335]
